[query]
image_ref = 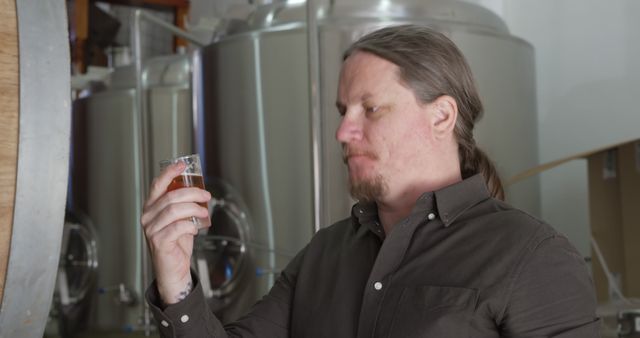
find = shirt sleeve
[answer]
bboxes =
[146,272,225,337]
[146,246,306,338]
[499,233,601,337]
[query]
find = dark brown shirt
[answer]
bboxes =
[147,174,600,337]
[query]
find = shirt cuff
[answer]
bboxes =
[146,270,210,337]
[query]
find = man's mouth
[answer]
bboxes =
[342,147,377,164]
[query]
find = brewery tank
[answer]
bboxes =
[200,0,539,300]
[69,52,259,332]
[69,54,196,331]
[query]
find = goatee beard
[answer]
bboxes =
[342,145,386,201]
[349,174,388,202]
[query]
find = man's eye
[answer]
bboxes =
[365,106,379,114]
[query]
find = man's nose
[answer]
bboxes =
[335,116,362,143]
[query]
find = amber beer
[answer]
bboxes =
[167,173,207,208]
[160,154,209,227]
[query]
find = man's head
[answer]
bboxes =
[337,25,504,202]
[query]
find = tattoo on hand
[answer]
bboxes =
[176,281,193,302]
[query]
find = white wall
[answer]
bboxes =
[467,0,640,256]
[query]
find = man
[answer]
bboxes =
[142,25,600,337]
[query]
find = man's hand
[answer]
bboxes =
[141,162,211,305]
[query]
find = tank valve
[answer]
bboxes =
[98,283,137,306]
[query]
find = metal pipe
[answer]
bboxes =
[137,11,209,47]
[132,9,210,335]
[306,0,324,233]
[130,9,151,336]
[252,37,278,288]
[191,50,206,168]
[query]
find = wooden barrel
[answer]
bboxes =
[0,0,20,306]
[0,1,70,337]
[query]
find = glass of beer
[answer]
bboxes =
[160,154,209,228]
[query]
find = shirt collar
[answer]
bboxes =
[433,174,490,227]
[351,200,384,239]
[351,174,490,231]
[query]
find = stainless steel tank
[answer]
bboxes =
[70,52,258,333]
[200,0,539,302]
[70,55,196,332]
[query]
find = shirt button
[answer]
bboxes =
[374,282,383,290]
[160,320,169,327]
[180,314,189,323]
[427,213,436,221]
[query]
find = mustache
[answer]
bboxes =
[342,146,378,164]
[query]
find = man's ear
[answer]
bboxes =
[430,95,458,139]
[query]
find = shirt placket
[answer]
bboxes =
[356,197,436,338]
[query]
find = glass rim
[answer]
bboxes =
[159,154,201,170]
[160,153,200,164]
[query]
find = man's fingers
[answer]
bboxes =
[141,188,211,227]
[146,162,186,208]
[144,202,209,237]
[147,220,198,253]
